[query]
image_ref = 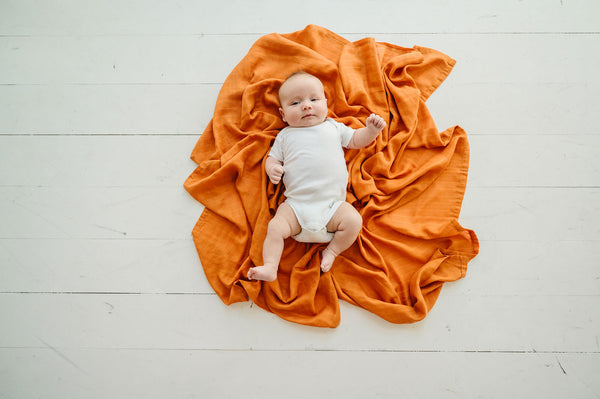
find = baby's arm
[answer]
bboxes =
[347,114,386,149]
[265,156,284,184]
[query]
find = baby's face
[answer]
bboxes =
[278,74,328,127]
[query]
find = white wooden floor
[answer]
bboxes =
[1,1,599,398]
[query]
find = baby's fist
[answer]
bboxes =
[366,114,386,132]
[267,164,284,184]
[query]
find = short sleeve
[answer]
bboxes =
[327,119,355,148]
[268,130,285,161]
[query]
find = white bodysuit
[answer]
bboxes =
[269,118,355,243]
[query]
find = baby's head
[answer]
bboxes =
[278,71,328,127]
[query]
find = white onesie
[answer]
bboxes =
[269,118,355,243]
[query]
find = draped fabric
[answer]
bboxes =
[184,25,479,327]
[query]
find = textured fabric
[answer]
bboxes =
[184,25,479,327]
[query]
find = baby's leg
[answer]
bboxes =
[321,202,363,272]
[247,203,301,281]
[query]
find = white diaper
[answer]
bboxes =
[293,226,334,243]
[288,200,343,243]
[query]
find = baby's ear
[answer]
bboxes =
[279,108,286,122]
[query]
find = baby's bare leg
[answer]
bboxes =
[247,203,301,281]
[321,202,363,272]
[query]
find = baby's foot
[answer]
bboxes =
[247,264,278,281]
[320,247,338,273]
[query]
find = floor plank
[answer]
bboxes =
[450,240,600,296]
[0,238,210,294]
[0,185,595,241]
[1,293,598,353]
[0,186,200,239]
[1,239,597,297]
[0,84,219,135]
[2,0,598,35]
[1,135,597,188]
[3,34,599,85]
[461,187,599,241]
[2,81,596,135]
[0,135,199,187]
[1,348,598,399]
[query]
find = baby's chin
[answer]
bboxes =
[288,116,326,128]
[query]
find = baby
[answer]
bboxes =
[247,71,386,281]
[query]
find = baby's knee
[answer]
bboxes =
[350,210,364,230]
[267,217,293,239]
[343,207,363,235]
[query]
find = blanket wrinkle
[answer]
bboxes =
[184,25,478,327]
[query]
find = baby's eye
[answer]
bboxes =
[311,98,318,102]
[291,101,299,105]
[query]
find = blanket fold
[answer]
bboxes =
[184,25,478,327]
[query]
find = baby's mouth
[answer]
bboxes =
[302,114,315,118]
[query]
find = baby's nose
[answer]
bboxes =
[302,101,312,109]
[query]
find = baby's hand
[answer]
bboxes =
[366,114,386,132]
[267,164,284,184]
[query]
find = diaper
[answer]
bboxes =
[293,226,334,243]
[287,199,343,243]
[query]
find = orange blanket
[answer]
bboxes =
[184,25,479,327]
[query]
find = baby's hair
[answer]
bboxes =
[278,70,321,103]
[284,70,314,81]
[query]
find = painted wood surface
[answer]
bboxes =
[1,1,598,397]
